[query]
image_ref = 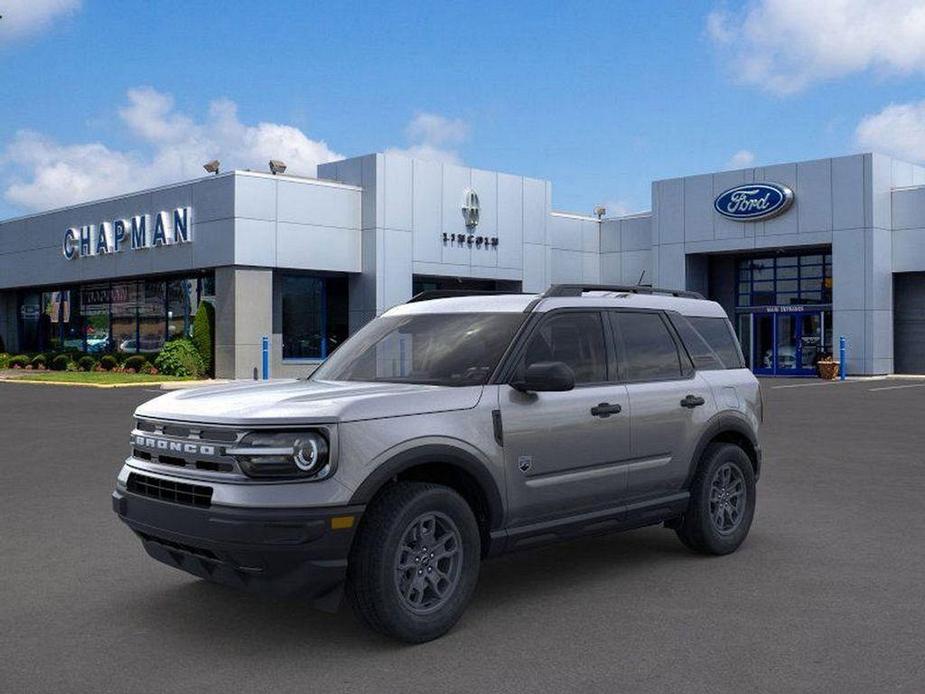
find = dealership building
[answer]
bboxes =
[1,150,924,378]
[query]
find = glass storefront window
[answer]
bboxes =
[17,272,211,355]
[138,280,166,353]
[736,251,832,307]
[281,274,348,360]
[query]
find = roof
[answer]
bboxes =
[387,290,727,319]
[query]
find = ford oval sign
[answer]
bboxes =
[714,183,794,221]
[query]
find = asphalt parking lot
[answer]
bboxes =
[1,378,924,693]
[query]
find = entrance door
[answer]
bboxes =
[750,311,824,376]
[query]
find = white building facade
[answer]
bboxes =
[2,150,924,378]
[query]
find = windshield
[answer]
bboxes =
[311,312,526,386]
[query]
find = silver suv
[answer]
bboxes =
[113,284,762,642]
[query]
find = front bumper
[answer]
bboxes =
[112,488,364,611]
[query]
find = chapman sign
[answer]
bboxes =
[63,207,192,260]
[714,183,794,222]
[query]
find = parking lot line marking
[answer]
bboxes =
[868,383,925,392]
[771,381,841,389]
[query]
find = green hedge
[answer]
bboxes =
[9,355,29,368]
[99,355,118,371]
[124,355,149,372]
[192,301,215,377]
[0,353,8,369]
[78,356,97,372]
[51,354,72,371]
[154,339,203,377]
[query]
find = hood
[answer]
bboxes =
[134,379,485,426]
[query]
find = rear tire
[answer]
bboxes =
[346,481,481,643]
[675,443,756,555]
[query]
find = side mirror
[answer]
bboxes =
[512,361,575,392]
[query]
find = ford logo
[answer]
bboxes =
[714,183,794,221]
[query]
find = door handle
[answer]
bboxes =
[591,402,622,418]
[680,394,706,409]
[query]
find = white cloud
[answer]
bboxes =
[727,149,755,168]
[1,86,343,211]
[707,0,925,94]
[856,100,925,161]
[0,0,80,42]
[386,112,468,163]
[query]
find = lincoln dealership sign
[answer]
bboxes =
[714,183,793,221]
[63,206,192,260]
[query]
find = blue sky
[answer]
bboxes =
[2,0,925,220]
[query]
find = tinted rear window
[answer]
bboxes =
[611,312,683,381]
[672,315,745,370]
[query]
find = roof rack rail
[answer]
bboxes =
[406,289,526,304]
[541,284,705,300]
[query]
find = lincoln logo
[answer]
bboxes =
[461,188,480,228]
[132,435,216,457]
[714,183,793,221]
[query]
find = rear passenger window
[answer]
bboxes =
[519,312,608,384]
[669,315,724,370]
[611,312,683,381]
[686,316,746,369]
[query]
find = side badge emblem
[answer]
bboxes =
[518,456,532,473]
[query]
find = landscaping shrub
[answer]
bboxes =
[9,355,29,368]
[78,356,97,372]
[99,354,118,371]
[31,354,47,369]
[154,339,203,377]
[51,354,72,371]
[192,301,215,377]
[124,355,149,372]
[0,353,9,369]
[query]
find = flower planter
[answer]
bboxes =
[817,361,840,380]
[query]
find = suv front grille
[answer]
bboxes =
[127,472,213,508]
[131,419,244,476]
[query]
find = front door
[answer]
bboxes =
[750,310,824,376]
[500,310,631,526]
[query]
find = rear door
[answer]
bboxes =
[609,311,716,501]
[500,310,631,526]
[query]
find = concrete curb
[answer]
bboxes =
[0,378,206,390]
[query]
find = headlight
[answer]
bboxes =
[231,431,331,479]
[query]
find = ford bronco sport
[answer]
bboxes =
[113,284,762,643]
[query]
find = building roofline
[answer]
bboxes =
[0,169,362,226]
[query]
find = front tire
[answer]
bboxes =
[347,481,481,643]
[675,443,756,555]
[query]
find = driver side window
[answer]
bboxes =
[518,312,608,384]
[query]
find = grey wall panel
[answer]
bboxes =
[581,251,601,283]
[382,154,413,232]
[832,309,867,374]
[381,229,413,311]
[547,214,584,251]
[470,169,499,269]
[441,164,472,267]
[234,218,276,267]
[831,155,866,230]
[601,219,620,253]
[622,215,652,251]
[655,178,683,245]
[276,179,361,230]
[275,222,361,272]
[892,228,925,272]
[192,175,235,224]
[581,218,600,254]
[234,175,276,221]
[656,243,685,290]
[523,178,547,245]
[622,250,652,286]
[891,187,925,231]
[871,154,893,231]
[600,252,621,283]
[522,243,546,292]
[796,158,833,233]
[191,218,236,268]
[411,158,443,264]
[548,248,582,283]
[682,174,714,242]
[496,173,524,270]
[832,227,866,311]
